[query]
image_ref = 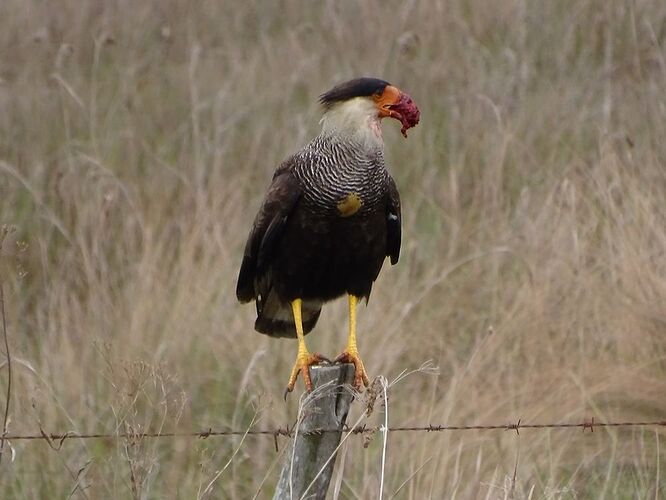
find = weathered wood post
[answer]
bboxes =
[273,363,355,500]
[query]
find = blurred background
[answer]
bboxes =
[1,0,665,497]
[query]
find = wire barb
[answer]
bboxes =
[505,419,522,435]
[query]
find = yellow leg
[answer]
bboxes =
[335,294,370,389]
[285,299,325,396]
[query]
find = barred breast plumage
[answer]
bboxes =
[292,135,389,217]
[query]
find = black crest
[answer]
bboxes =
[319,77,390,109]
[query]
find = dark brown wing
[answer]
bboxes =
[386,176,402,265]
[236,162,302,303]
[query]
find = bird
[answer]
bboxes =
[236,77,420,395]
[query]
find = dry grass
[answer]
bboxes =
[1,0,666,497]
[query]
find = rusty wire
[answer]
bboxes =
[2,419,665,446]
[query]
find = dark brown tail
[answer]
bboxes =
[254,292,322,338]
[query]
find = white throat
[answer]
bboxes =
[319,97,384,150]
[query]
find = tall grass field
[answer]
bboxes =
[1,0,665,498]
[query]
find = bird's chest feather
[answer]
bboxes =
[299,167,387,218]
[294,139,387,217]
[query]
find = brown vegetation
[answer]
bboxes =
[1,0,665,497]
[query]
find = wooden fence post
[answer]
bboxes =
[273,363,355,500]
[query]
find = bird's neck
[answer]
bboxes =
[319,98,384,152]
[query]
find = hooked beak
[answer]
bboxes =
[375,85,402,119]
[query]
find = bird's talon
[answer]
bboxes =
[335,350,370,390]
[285,352,325,395]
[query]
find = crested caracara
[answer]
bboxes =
[236,77,420,394]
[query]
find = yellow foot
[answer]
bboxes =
[284,353,328,398]
[335,351,370,390]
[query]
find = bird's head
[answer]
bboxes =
[319,77,420,141]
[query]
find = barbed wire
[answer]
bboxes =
[2,418,665,447]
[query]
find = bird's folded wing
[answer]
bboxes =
[236,163,302,303]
